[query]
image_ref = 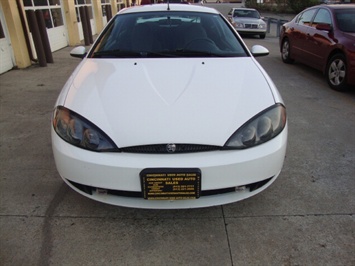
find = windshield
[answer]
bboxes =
[335,9,355,33]
[233,10,260,19]
[90,11,248,58]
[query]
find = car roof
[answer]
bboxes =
[118,3,220,15]
[314,4,355,10]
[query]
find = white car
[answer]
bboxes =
[51,4,287,209]
[227,8,267,39]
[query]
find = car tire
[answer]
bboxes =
[281,38,294,64]
[326,53,348,91]
[260,34,266,39]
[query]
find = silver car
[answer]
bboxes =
[228,8,267,39]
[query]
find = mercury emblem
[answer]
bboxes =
[166,143,177,153]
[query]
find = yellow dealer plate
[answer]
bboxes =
[140,168,201,200]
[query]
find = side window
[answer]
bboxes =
[297,9,316,26]
[313,9,332,26]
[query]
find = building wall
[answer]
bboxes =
[0,0,128,71]
[0,0,31,69]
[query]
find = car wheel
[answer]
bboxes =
[281,38,294,64]
[260,34,266,39]
[326,54,348,91]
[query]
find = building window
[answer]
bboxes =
[74,0,93,22]
[101,0,111,17]
[23,0,63,28]
[116,0,125,10]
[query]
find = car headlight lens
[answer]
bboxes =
[259,23,266,29]
[235,22,244,28]
[52,106,118,152]
[224,104,286,149]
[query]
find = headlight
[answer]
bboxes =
[52,106,118,152]
[224,104,286,149]
[232,19,243,28]
[235,22,244,28]
[259,23,266,29]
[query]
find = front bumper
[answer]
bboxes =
[236,28,267,35]
[51,124,287,209]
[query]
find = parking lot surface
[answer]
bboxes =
[1,28,354,265]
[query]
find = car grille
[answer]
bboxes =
[244,24,258,29]
[68,177,273,198]
[121,144,221,154]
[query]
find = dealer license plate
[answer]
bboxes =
[140,168,201,200]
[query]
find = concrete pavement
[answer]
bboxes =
[1,27,354,266]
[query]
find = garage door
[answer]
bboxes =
[0,9,14,74]
[74,0,96,41]
[23,0,68,53]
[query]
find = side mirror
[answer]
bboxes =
[70,46,87,59]
[250,45,269,57]
[316,23,332,32]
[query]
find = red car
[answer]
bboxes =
[280,4,355,91]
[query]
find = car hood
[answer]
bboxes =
[61,58,276,147]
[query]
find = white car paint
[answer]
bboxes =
[51,4,288,209]
[52,126,287,208]
[58,58,276,148]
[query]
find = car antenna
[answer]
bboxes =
[167,0,170,11]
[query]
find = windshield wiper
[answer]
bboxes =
[174,49,225,57]
[93,49,182,58]
[92,49,143,58]
[144,51,179,57]
[93,49,232,58]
